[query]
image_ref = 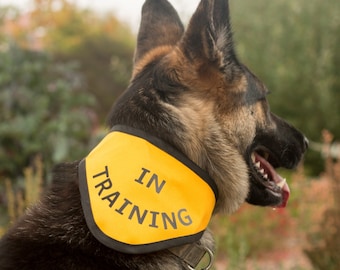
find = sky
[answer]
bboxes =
[1,0,201,32]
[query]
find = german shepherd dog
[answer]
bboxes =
[0,0,308,269]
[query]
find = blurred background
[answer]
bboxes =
[0,0,339,269]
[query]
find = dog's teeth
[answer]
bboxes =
[263,174,268,179]
[251,153,256,162]
[255,162,261,168]
[277,178,286,188]
[259,169,265,175]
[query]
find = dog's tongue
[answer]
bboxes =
[275,174,290,208]
[255,153,290,208]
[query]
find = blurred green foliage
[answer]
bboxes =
[28,0,135,120]
[0,42,95,179]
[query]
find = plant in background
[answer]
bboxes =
[3,155,43,227]
[0,42,95,180]
[305,132,340,270]
[27,0,135,121]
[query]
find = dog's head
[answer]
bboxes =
[110,0,308,214]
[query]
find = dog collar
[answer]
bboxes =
[169,242,214,270]
[79,125,218,254]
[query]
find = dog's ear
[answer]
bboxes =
[180,0,240,80]
[134,0,184,64]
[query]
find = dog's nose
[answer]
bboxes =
[303,136,309,151]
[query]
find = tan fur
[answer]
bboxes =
[162,91,250,214]
[133,45,174,78]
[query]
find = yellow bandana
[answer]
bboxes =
[79,125,218,254]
